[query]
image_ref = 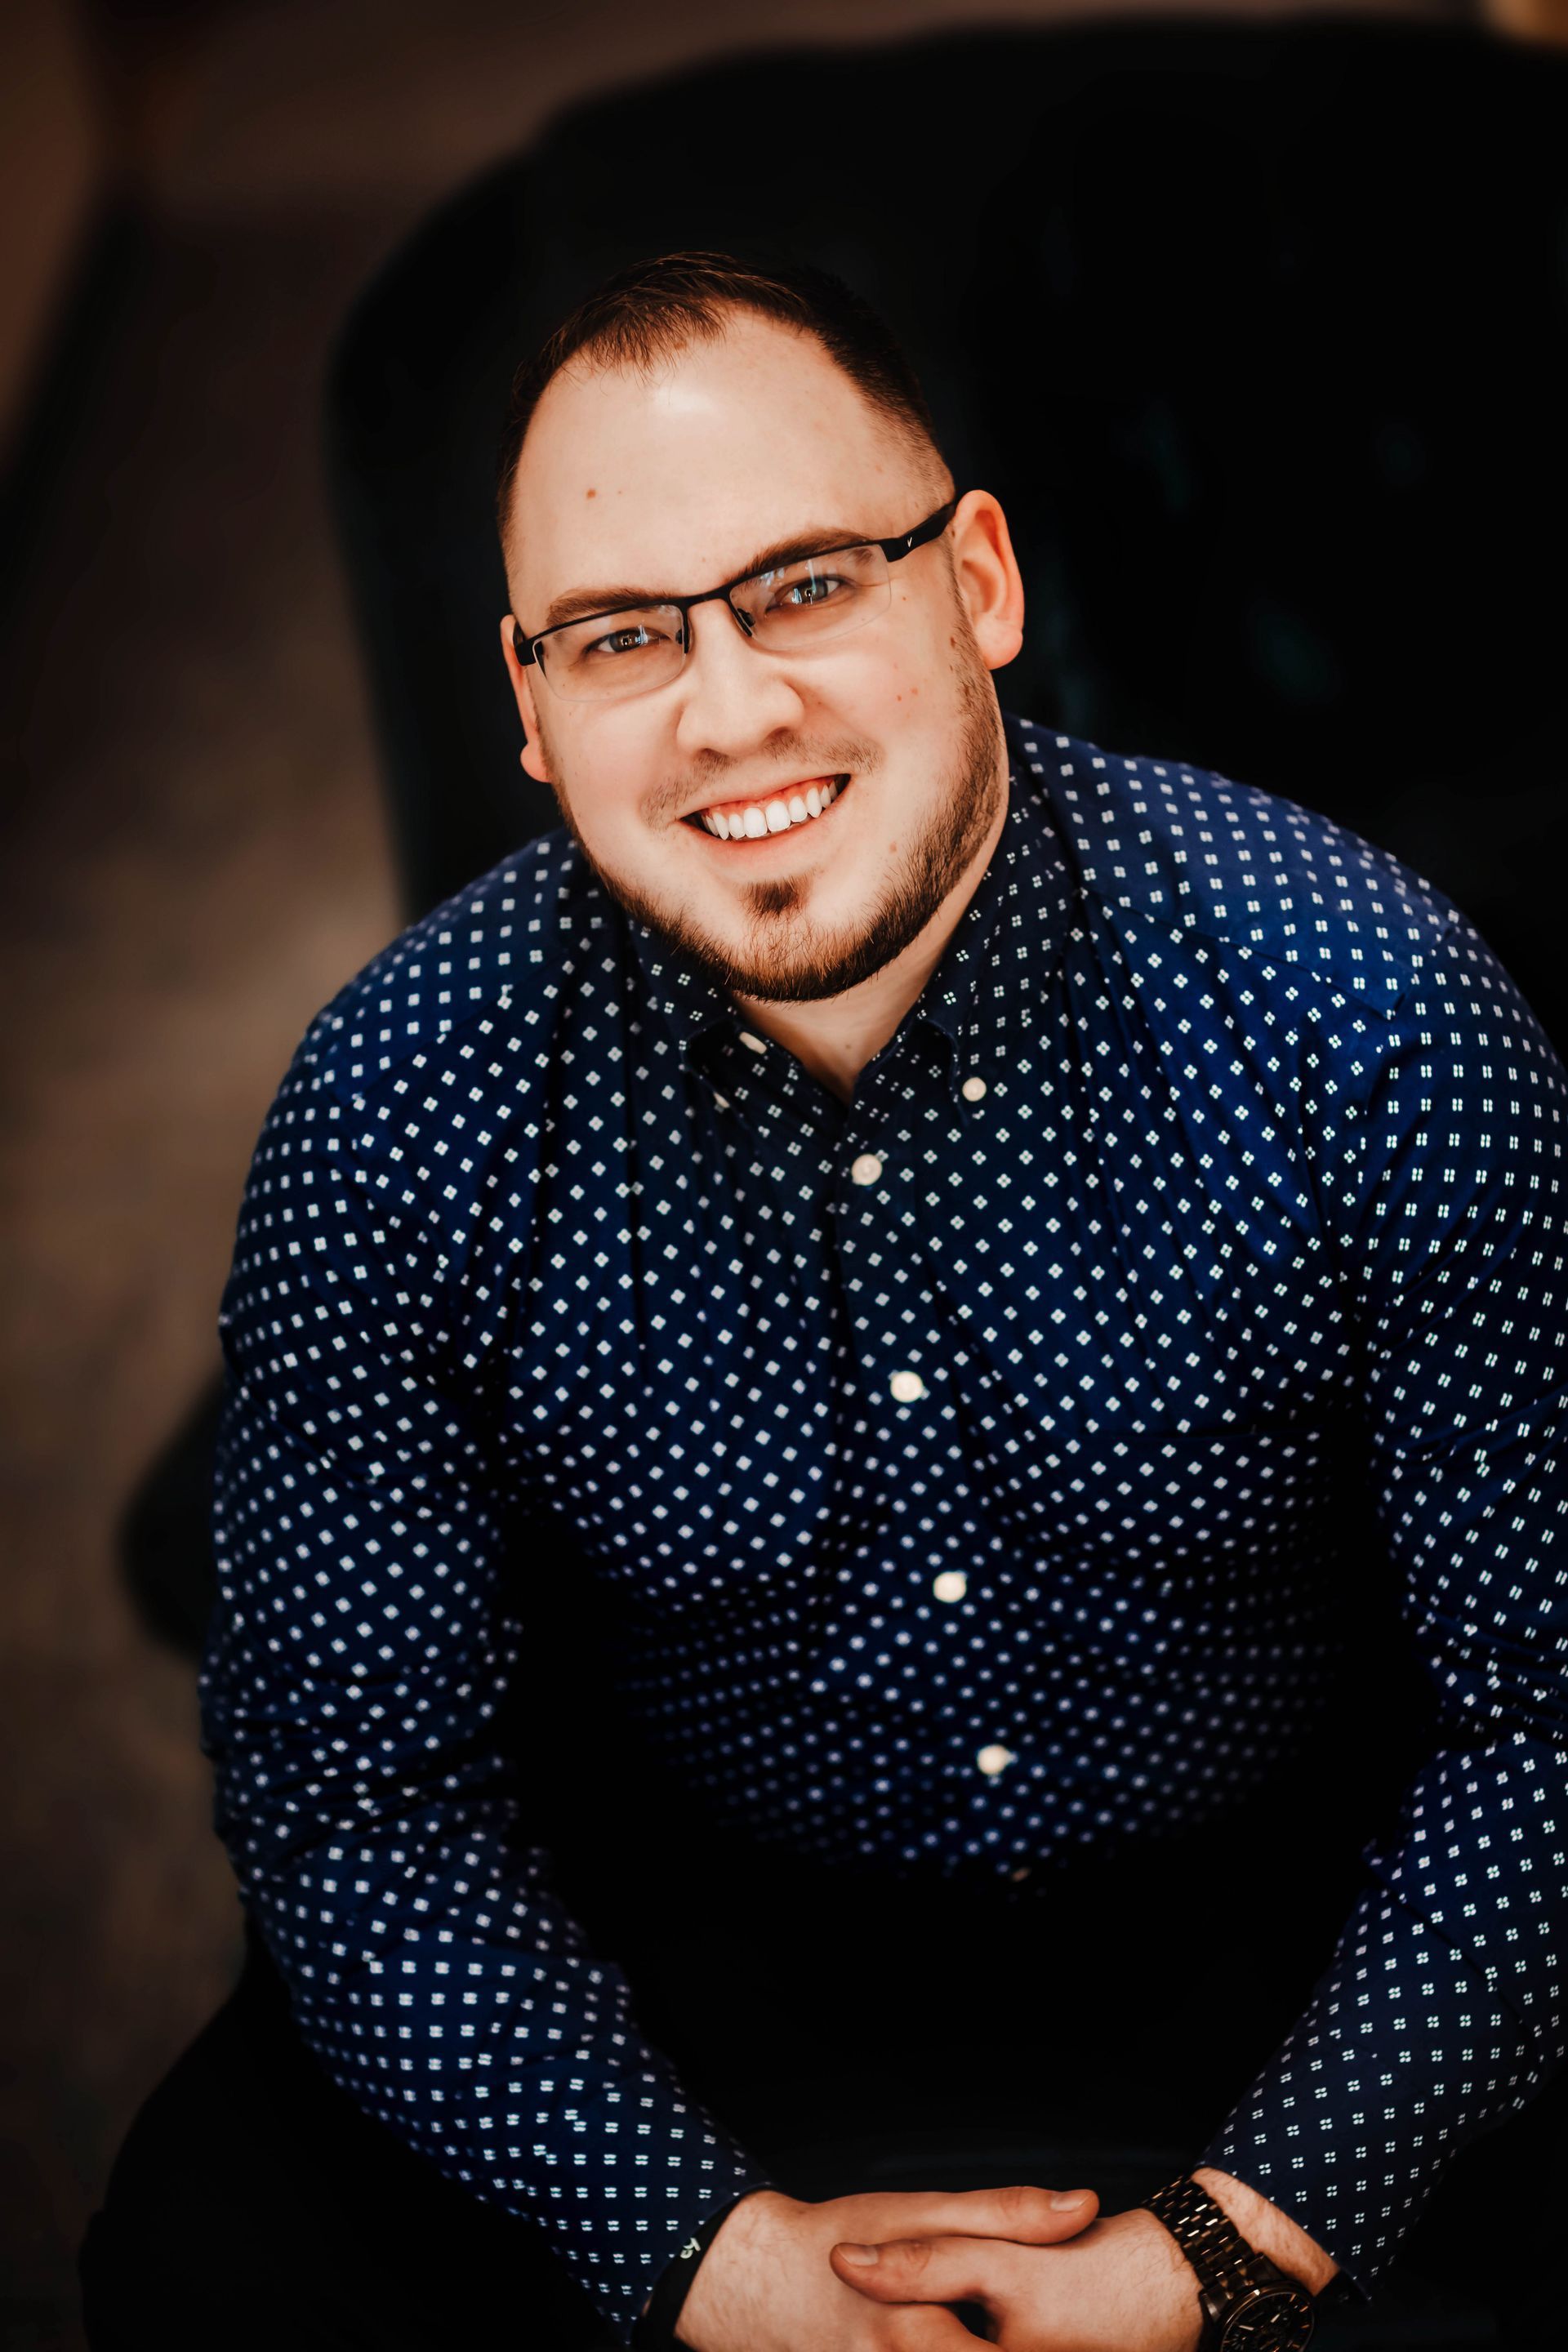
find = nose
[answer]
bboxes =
[670,596,807,764]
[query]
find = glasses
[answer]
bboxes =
[512,497,960,704]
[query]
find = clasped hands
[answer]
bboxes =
[674,2180,1207,2352]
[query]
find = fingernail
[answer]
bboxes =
[836,2243,879,2265]
[1050,2190,1091,2210]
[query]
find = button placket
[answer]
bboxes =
[838,1122,918,1411]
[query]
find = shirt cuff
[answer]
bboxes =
[631,2183,777,2347]
[579,2131,777,2348]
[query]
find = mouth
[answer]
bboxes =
[681,773,851,843]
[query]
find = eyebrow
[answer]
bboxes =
[538,522,866,631]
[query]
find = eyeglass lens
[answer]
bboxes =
[538,541,893,702]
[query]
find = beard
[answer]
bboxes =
[541,643,1007,1005]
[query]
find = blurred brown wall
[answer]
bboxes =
[0,2,105,470]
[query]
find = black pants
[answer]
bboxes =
[79,1815,1565,2349]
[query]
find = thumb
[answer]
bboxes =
[830,2231,1020,2310]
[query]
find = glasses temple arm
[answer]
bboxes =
[873,497,960,563]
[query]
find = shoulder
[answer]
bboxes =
[290,823,615,1112]
[1004,714,1459,1018]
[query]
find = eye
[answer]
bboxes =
[586,621,672,659]
[768,569,854,612]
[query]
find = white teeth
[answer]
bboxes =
[694,776,848,837]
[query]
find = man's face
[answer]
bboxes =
[500,313,1021,1002]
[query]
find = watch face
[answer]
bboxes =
[1222,2287,1315,2351]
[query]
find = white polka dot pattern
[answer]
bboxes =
[199,710,1568,2329]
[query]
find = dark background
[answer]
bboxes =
[2,3,1565,2346]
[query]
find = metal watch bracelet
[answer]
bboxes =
[1141,2173,1317,2350]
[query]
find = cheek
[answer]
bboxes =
[552,716,659,842]
[809,635,931,734]
[530,699,566,777]
[853,590,958,710]
[589,787,657,863]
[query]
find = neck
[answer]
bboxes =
[728,769,1010,1106]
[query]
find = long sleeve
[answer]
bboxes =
[1200,905,1568,2285]
[198,1015,771,2341]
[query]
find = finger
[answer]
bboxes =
[882,2307,992,2352]
[885,2181,1098,2245]
[829,2231,1021,2309]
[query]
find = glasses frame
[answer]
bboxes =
[511,496,960,693]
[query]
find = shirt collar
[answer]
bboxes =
[625,708,1081,1089]
[916,710,1080,1077]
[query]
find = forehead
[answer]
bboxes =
[508,314,924,606]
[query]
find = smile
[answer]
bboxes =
[683,773,849,840]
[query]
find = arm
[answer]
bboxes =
[1197,905,1568,2287]
[198,1021,771,2344]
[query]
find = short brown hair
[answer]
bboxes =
[494,249,949,555]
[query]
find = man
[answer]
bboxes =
[83,253,1565,2350]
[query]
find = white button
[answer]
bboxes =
[977,1744,1015,1777]
[889,1370,926,1404]
[850,1152,884,1187]
[933,1570,967,1603]
[738,1030,768,1054]
[960,1075,987,1102]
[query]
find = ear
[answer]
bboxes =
[499,615,555,785]
[948,490,1024,674]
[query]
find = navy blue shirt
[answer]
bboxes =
[201,710,1568,2338]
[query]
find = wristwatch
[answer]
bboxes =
[1141,2175,1316,2350]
